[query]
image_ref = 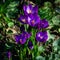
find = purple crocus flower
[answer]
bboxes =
[38,19,49,29]
[15,34,27,44]
[15,31,31,44]
[36,31,48,42]
[22,31,32,39]
[19,34,27,44]
[8,51,11,60]
[41,19,49,28]
[27,14,41,27]
[28,41,33,50]
[23,4,38,15]
[15,34,21,43]
[18,14,28,24]
[6,51,11,60]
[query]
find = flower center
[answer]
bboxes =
[27,9,32,14]
[20,39,22,43]
[25,34,27,37]
[22,19,26,23]
[31,20,35,24]
[38,34,43,39]
[29,10,31,13]
[42,22,44,25]
[40,36,43,39]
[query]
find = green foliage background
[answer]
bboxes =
[0,0,60,60]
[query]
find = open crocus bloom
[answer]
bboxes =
[18,14,28,24]
[15,31,31,44]
[36,31,48,42]
[27,14,41,27]
[23,4,38,15]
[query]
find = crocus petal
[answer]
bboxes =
[41,19,49,28]
[15,31,31,44]
[15,34,27,44]
[19,36,27,44]
[27,14,41,27]
[15,35,21,43]
[23,4,27,12]
[26,4,32,14]
[36,31,48,42]
[23,4,38,15]
[23,4,32,15]
[22,31,31,39]
[37,19,49,29]
[32,5,38,14]
[18,14,27,24]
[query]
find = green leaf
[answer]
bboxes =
[8,1,19,8]
[4,16,14,27]
[4,16,11,23]
[58,28,60,32]
[38,46,45,53]
[36,56,45,60]
[5,43,11,48]
[47,30,55,40]
[52,15,60,25]
[54,54,60,60]
[44,2,52,7]
[58,51,60,54]
[7,1,19,18]
[53,38,60,52]
[49,53,53,60]
[8,22,14,27]
[38,5,53,20]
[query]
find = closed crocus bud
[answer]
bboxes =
[27,14,41,27]
[22,31,32,39]
[36,31,48,42]
[28,41,33,50]
[41,19,49,28]
[23,4,38,15]
[37,19,49,29]
[18,14,28,24]
[15,31,31,44]
[6,51,11,60]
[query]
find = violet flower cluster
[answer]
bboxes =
[15,4,49,49]
[15,31,31,44]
